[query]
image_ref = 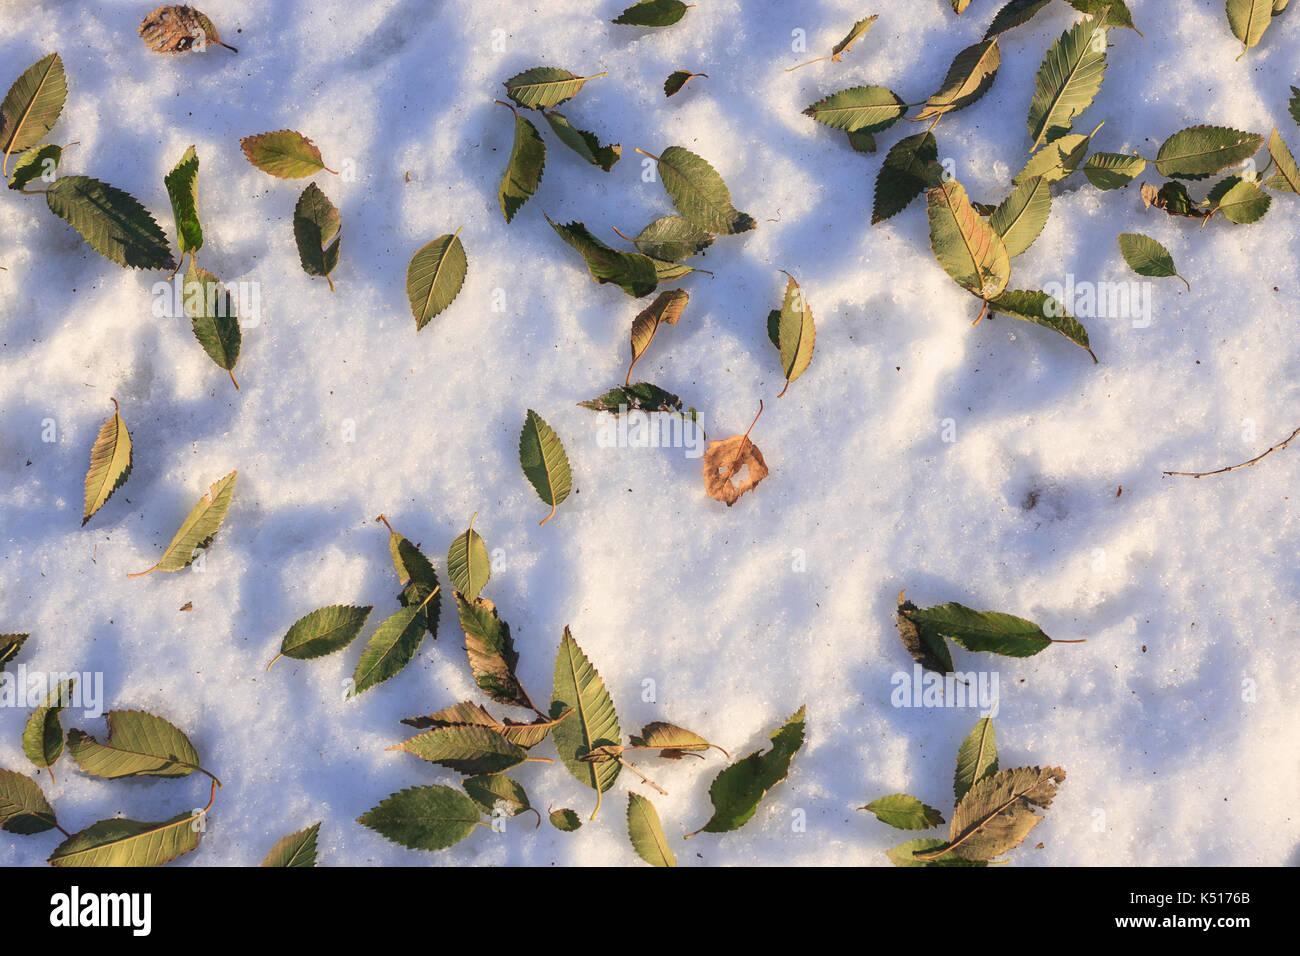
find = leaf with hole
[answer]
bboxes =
[139,5,237,54]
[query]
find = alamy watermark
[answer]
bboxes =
[0,667,103,717]
[890,664,998,712]
[595,407,706,459]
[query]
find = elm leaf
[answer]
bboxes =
[464,775,537,822]
[129,470,236,576]
[401,700,569,750]
[613,0,691,27]
[0,768,58,835]
[240,130,335,178]
[887,837,987,867]
[269,604,372,668]
[579,383,696,420]
[627,793,676,866]
[350,604,430,697]
[184,260,241,389]
[687,705,805,836]
[548,216,659,297]
[293,182,341,290]
[0,634,29,673]
[988,176,1051,258]
[1117,232,1189,289]
[926,176,1010,299]
[519,409,572,526]
[8,142,62,190]
[358,785,481,852]
[48,796,213,867]
[987,289,1096,361]
[164,145,202,259]
[773,273,815,397]
[644,145,756,235]
[901,602,1069,657]
[45,176,175,271]
[447,514,490,602]
[664,71,705,96]
[498,103,545,222]
[628,289,688,385]
[1226,0,1275,57]
[260,822,320,867]
[872,131,938,225]
[896,591,954,675]
[406,231,468,330]
[1082,151,1146,189]
[1026,14,1109,149]
[862,793,945,830]
[803,86,907,135]
[455,594,536,710]
[82,398,132,527]
[913,40,1001,122]
[933,766,1066,862]
[0,53,67,176]
[984,0,1052,38]
[551,628,621,817]
[66,710,216,782]
[543,110,620,171]
[616,216,713,261]
[22,678,75,780]
[550,807,583,831]
[503,67,604,110]
[954,716,998,800]
[1155,126,1264,180]
[390,724,529,776]
[1211,178,1271,223]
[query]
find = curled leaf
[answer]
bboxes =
[129,470,236,576]
[293,182,341,290]
[498,103,545,222]
[139,5,237,54]
[82,398,132,527]
[628,289,688,385]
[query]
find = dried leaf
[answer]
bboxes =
[913,40,1001,122]
[630,721,724,759]
[456,594,535,710]
[938,766,1066,861]
[579,383,695,420]
[241,130,334,178]
[139,5,237,54]
[82,398,132,527]
[627,289,688,384]
[401,700,569,749]
[896,590,955,675]
[832,14,879,59]
[129,470,236,576]
[1140,180,1209,219]
[702,407,769,507]
[406,231,468,330]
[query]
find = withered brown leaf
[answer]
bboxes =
[702,402,768,506]
[139,5,238,54]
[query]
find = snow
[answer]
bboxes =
[2,0,1299,867]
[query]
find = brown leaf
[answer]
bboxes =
[702,402,768,507]
[400,700,569,750]
[139,6,238,54]
[627,289,688,385]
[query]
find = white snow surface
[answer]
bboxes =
[2,0,1300,867]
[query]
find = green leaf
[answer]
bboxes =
[67,709,212,780]
[1082,151,1146,189]
[498,105,545,222]
[1211,177,1271,223]
[406,231,468,330]
[446,515,490,602]
[392,724,529,776]
[551,628,621,817]
[0,768,58,834]
[456,594,535,710]
[1,53,67,174]
[913,40,1001,122]
[543,110,620,171]
[614,0,690,26]
[184,260,241,388]
[664,71,704,97]
[49,805,208,867]
[547,216,659,297]
[82,397,132,527]
[1267,127,1300,195]
[651,258,705,282]
[987,289,1096,360]
[830,14,878,60]
[550,807,582,831]
[1026,15,1109,149]
[926,177,1010,299]
[1155,126,1264,180]
[902,602,1058,657]
[260,822,320,867]
[23,678,75,776]
[464,774,536,820]
[896,591,954,675]
[848,129,877,153]
[45,176,175,271]
[7,142,61,190]
[803,86,906,135]
[954,716,998,800]
[627,793,676,866]
[164,145,202,258]
[774,273,815,397]
[1065,0,1140,32]
[1227,0,1274,56]
[358,785,481,852]
[130,470,236,575]
[650,145,756,235]
[984,0,1052,39]
[519,409,572,526]
[350,604,429,697]
[293,182,341,288]
[620,216,714,261]
[687,705,805,836]
[240,129,334,178]
[872,131,939,225]
[628,289,688,385]
[886,837,988,867]
[1013,129,1094,184]
[0,634,28,673]
[1117,232,1189,289]
[579,383,695,420]
[988,176,1051,258]
[272,604,372,665]
[940,766,1066,862]
[382,521,440,630]
[862,793,945,830]
[1291,86,1300,127]
[503,67,603,110]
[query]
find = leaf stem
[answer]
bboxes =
[126,564,158,579]
[228,368,240,391]
[539,500,557,527]
[784,56,831,72]
[266,653,283,671]
[633,147,661,162]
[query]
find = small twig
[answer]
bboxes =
[1164,425,1300,478]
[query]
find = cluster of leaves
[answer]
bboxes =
[896,590,1084,674]
[862,716,1066,865]
[349,529,805,864]
[2,705,221,866]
